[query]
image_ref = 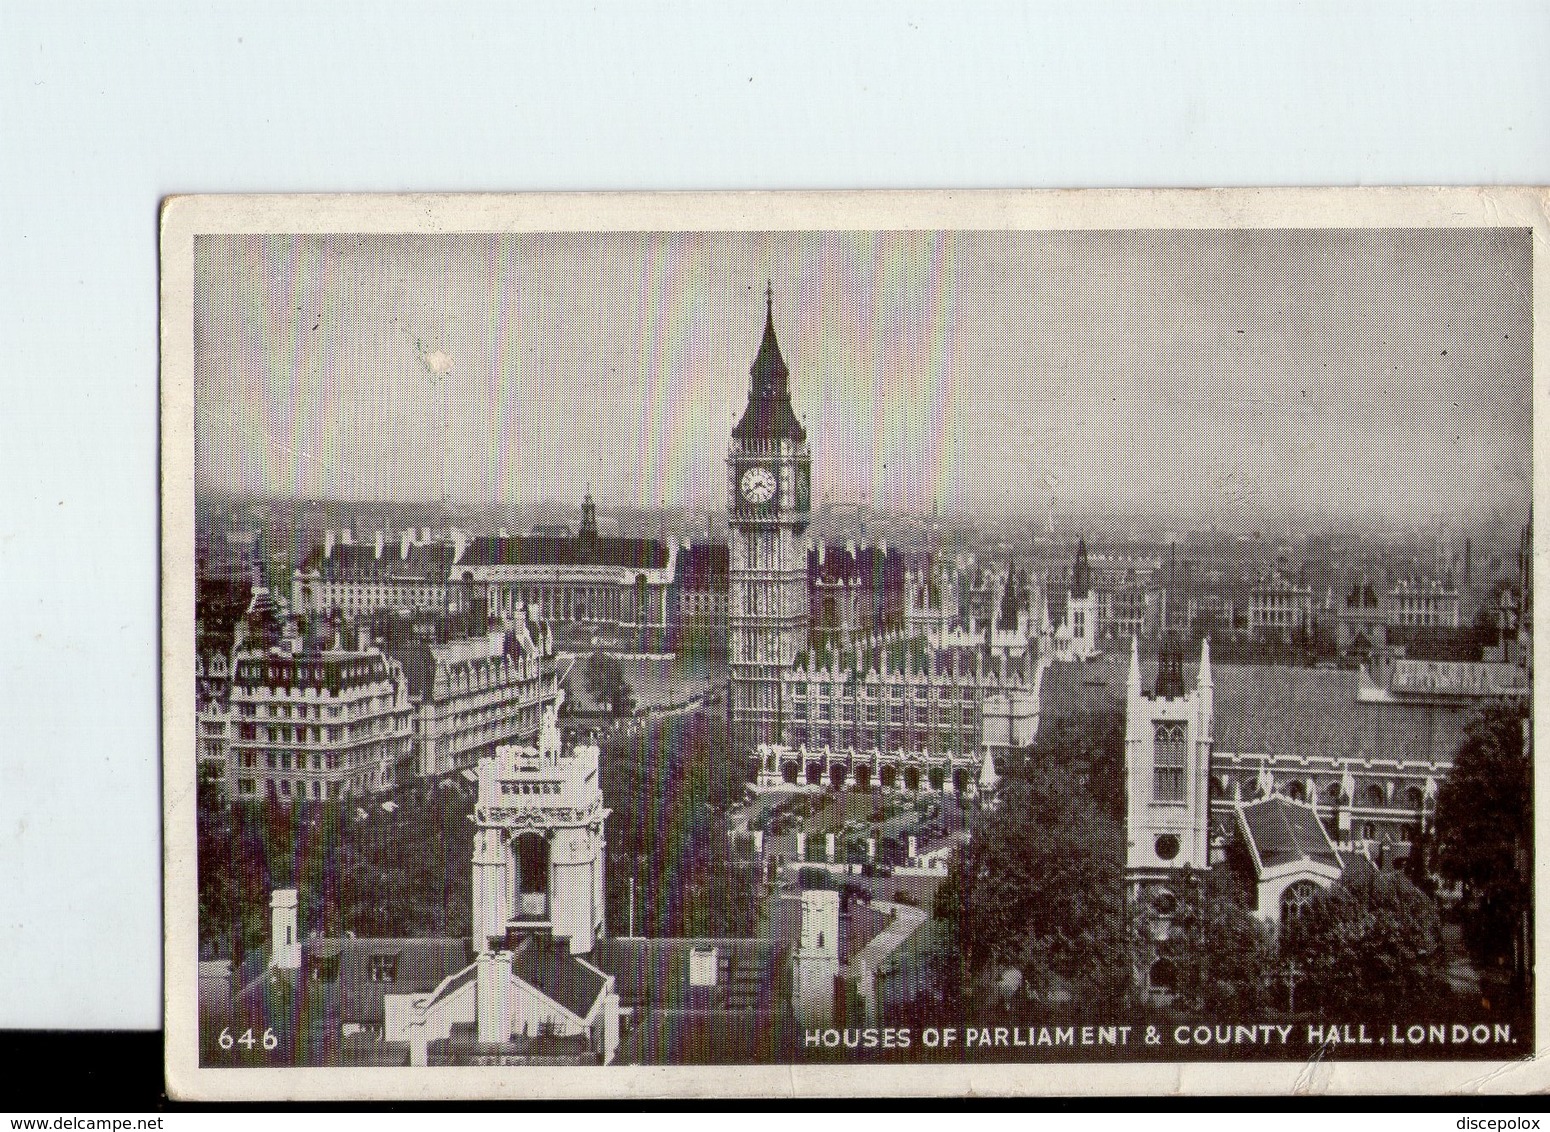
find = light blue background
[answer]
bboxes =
[2,1,1547,1030]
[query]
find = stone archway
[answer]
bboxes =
[782,760,799,785]
[806,761,824,787]
[879,764,898,790]
[829,763,848,789]
[854,764,872,791]
[951,768,970,795]
[903,766,921,792]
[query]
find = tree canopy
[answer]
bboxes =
[1433,699,1531,974]
[936,763,1129,1013]
[1279,868,1451,1015]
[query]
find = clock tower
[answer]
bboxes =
[728,284,811,758]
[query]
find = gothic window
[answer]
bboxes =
[1280,880,1319,927]
[1153,722,1188,803]
[1365,783,1386,808]
[1404,786,1424,809]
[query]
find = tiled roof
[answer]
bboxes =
[1214,664,1469,765]
[460,534,669,572]
[243,937,472,1028]
[1237,796,1342,872]
[511,937,608,1022]
[1039,656,1472,767]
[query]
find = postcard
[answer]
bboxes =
[162,188,1547,1098]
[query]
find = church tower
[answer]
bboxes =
[728,284,811,756]
[1125,634,1214,879]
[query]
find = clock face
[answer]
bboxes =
[740,466,776,504]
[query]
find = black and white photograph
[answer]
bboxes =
[161,190,1543,1099]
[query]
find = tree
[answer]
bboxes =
[1279,869,1451,1015]
[1012,701,1125,822]
[1136,868,1275,1013]
[937,765,1129,1013]
[1433,700,1531,978]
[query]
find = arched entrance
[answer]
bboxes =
[829,764,848,789]
[902,766,920,792]
[951,768,970,795]
[782,760,799,785]
[927,766,945,791]
[806,761,823,786]
[854,764,872,791]
[513,832,550,920]
[879,764,898,790]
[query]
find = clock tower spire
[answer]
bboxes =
[728,285,811,763]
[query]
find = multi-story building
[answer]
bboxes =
[457,497,678,652]
[290,500,678,653]
[755,593,1041,796]
[291,529,453,616]
[1248,572,1313,641]
[394,617,558,780]
[226,629,415,802]
[196,646,233,786]
[1387,577,1461,629]
[671,541,729,646]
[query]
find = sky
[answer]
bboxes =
[194,227,1532,522]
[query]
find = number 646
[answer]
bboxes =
[217,1026,278,1051]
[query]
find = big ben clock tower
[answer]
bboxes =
[728,284,811,756]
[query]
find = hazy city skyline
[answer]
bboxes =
[195,228,1531,521]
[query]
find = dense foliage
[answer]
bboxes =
[597,706,759,938]
[1434,700,1532,979]
[1279,869,1451,1015]
[934,701,1130,1015]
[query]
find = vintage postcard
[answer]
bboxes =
[163,188,1548,1099]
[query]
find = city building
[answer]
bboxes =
[196,645,233,785]
[1387,577,1462,629]
[671,540,729,647]
[291,528,453,616]
[754,616,1040,796]
[214,697,842,1065]
[391,615,558,780]
[226,625,415,802]
[290,496,679,654]
[457,495,678,653]
[1247,571,1314,642]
